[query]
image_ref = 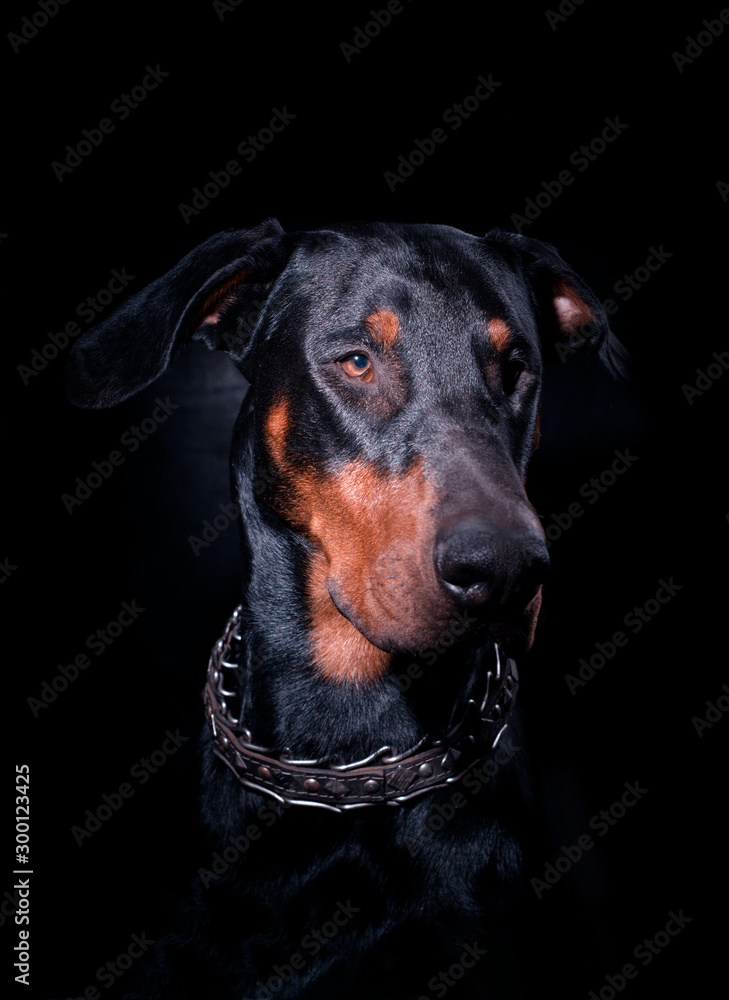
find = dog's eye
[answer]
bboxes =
[502,358,526,395]
[340,354,374,380]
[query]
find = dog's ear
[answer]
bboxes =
[66,218,289,408]
[486,229,630,381]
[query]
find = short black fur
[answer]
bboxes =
[66,219,624,999]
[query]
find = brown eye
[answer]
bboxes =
[502,357,526,395]
[340,354,374,381]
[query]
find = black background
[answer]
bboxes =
[3,1,728,997]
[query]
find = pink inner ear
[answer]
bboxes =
[552,284,594,335]
[199,308,223,326]
[196,270,252,328]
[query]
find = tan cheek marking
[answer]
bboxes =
[306,551,393,685]
[261,403,385,682]
[364,309,400,349]
[262,404,396,683]
[303,462,399,685]
[488,317,512,353]
[304,459,441,684]
[263,401,439,685]
[522,586,543,651]
[264,398,291,469]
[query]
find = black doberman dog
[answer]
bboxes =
[66,219,625,999]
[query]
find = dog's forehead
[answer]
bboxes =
[271,223,536,350]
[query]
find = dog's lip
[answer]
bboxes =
[326,582,397,653]
[325,579,528,657]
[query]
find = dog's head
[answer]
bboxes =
[67,219,626,683]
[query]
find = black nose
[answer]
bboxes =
[435,519,549,613]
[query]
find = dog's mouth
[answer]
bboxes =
[324,573,542,663]
[324,570,459,656]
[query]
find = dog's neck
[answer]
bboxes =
[204,603,519,811]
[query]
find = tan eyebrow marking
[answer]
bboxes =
[488,317,511,353]
[364,309,400,349]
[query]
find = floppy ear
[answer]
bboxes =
[487,229,630,381]
[65,217,289,408]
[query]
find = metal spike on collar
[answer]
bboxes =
[203,605,519,813]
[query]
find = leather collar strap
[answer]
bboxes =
[203,606,519,814]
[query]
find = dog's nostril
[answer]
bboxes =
[452,580,493,607]
[435,524,549,611]
[438,562,494,605]
[436,531,495,604]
